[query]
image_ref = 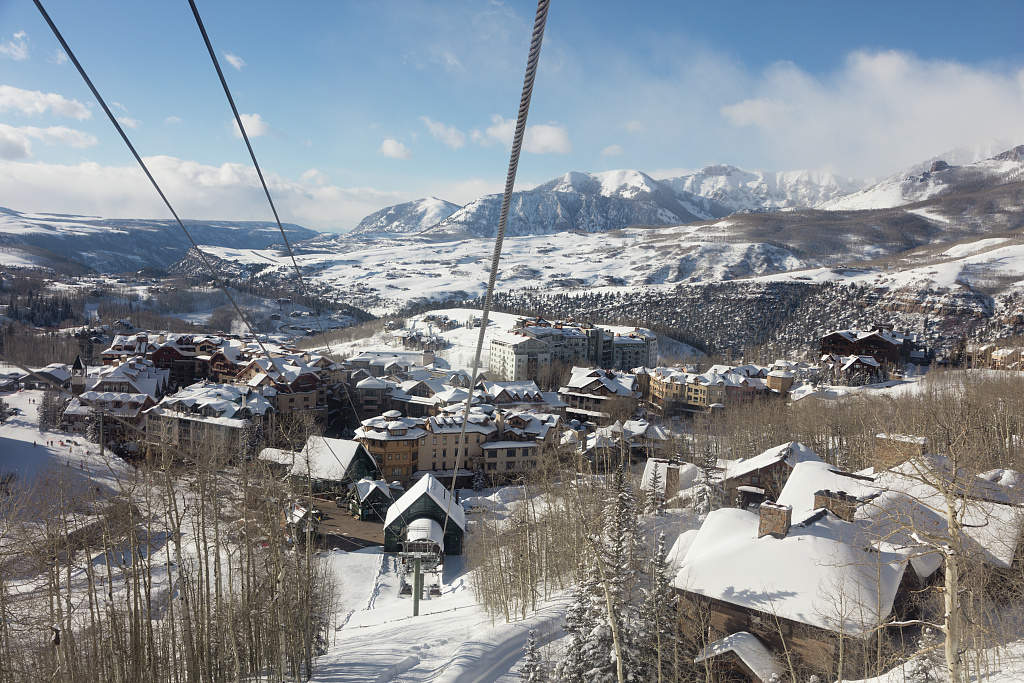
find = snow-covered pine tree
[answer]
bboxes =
[520,629,545,682]
[638,532,679,682]
[643,465,662,516]
[472,469,487,491]
[580,467,643,682]
[554,570,595,683]
[86,408,101,444]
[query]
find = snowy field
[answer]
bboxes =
[199,223,811,316]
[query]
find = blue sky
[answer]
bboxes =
[2,0,1024,231]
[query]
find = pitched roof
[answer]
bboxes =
[259,436,373,482]
[674,507,909,635]
[384,473,466,531]
[723,442,822,481]
[694,632,782,682]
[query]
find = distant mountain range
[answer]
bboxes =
[0,207,318,273]
[321,148,1023,241]
[2,145,1024,279]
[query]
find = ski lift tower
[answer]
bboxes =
[399,518,445,615]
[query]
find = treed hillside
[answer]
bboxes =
[478,282,1024,359]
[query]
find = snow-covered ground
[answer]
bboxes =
[199,224,810,316]
[314,547,570,683]
[0,387,133,502]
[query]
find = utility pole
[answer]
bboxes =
[412,557,421,617]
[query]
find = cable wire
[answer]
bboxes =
[186,0,358,474]
[442,0,551,537]
[187,0,334,357]
[32,0,280,369]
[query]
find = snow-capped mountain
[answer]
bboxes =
[819,145,1024,211]
[348,197,461,237]
[660,165,862,213]
[423,169,730,238]
[335,166,863,241]
[0,206,318,273]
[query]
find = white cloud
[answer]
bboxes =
[472,115,571,154]
[0,156,405,230]
[0,31,28,61]
[420,116,466,149]
[0,85,91,120]
[719,50,1024,177]
[0,123,98,159]
[379,138,411,159]
[601,144,623,157]
[51,49,68,65]
[233,113,269,138]
[164,115,182,125]
[624,120,644,133]
[116,116,141,129]
[111,101,127,112]
[224,52,246,70]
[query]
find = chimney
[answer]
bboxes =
[758,502,792,539]
[813,489,859,522]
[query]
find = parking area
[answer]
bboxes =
[310,496,385,551]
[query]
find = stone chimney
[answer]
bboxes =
[758,502,792,539]
[813,489,859,522]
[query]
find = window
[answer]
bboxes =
[506,462,515,471]
[486,462,496,471]
[506,449,516,458]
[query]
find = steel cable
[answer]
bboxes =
[441,0,551,537]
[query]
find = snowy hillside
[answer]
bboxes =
[660,165,862,213]
[819,145,1024,211]
[197,222,814,314]
[0,206,319,272]
[348,197,461,237]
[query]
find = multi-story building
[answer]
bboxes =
[143,382,273,458]
[355,411,427,483]
[420,410,498,472]
[488,317,658,382]
[558,367,638,420]
[488,331,552,381]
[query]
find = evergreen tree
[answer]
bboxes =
[554,571,594,683]
[638,533,679,682]
[643,466,662,516]
[472,469,487,491]
[520,629,545,682]
[86,408,102,444]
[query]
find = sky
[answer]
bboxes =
[2,0,1024,232]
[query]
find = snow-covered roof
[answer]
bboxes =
[384,473,466,531]
[259,436,372,482]
[674,507,909,635]
[723,442,822,482]
[863,456,1024,570]
[776,460,877,520]
[641,459,700,496]
[153,381,272,419]
[354,478,392,503]
[562,367,637,397]
[694,632,781,682]
[405,518,445,551]
[23,362,72,383]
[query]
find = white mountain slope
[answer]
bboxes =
[819,145,1024,211]
[0,206,319,272]
[424,169,732,238]
[326,166,862,242]
[348,197,461,237]
[661,165,862,213]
